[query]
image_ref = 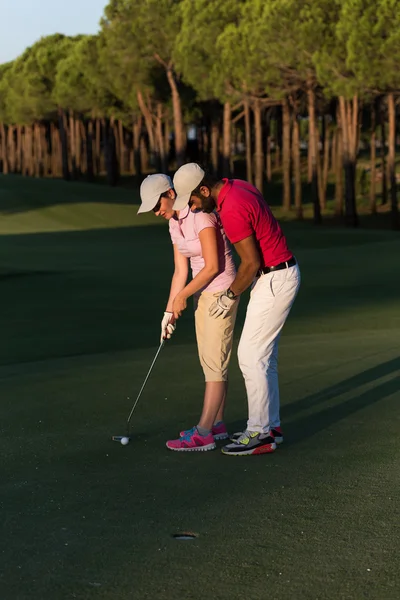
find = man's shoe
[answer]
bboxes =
[230,426,283,444]
[221,431,276,456]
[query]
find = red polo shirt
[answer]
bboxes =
[216,179,293,269]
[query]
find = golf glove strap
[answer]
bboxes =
[161,311,176,342]
[209,292,236,319]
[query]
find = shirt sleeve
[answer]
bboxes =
[221,199,254,244]
[194,211,218,237]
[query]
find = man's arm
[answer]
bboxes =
[229,234,261,296]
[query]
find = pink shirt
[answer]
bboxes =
[216,179,293,268]
[169,206,236,293]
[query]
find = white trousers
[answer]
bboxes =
[237,264,301,434]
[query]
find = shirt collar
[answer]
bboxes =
[216,179,232,211]
[177,205,190,221]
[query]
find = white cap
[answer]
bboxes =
[172,163,205,211]
[138,174,173,214]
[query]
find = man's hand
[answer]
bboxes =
[209,291,236,319]
[161,312,176,342]
[172,293,187,319]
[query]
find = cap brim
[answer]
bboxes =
[137,196,159,214]
[172,193,191,211]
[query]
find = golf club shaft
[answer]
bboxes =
[126,340,165,428]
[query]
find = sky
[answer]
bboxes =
[0,0,107,64]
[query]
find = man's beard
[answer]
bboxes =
[195,192,216,213]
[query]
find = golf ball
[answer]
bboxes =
[121,437,129,446]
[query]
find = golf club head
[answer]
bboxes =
[111,435,131,442]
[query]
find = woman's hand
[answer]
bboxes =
[173,293,187,319]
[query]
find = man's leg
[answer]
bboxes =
[237,265,300,434]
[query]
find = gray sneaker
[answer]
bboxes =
[230,427,284,444]
[221,430,276,456]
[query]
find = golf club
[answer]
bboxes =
[112,340,165,443]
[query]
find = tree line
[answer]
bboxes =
[0,0,399,229]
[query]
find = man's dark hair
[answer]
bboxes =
[192,171,220,195]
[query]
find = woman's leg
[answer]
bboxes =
[214,382,227,424]
[198,381,226,430]
[195,292,239,431]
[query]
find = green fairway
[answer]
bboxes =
[1,176,399,600]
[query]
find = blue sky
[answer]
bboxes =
[0,0,106,64]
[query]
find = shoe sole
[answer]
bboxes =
[221,443,277,456]
[213,433,229,441]
[166,443,216,452]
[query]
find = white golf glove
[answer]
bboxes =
[161,311,176,342]
[209,291,236,319]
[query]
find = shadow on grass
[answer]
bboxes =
[286,373,400,445]
[228,358,399,447]
[283,356,400,422]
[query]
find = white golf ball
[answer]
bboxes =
[121,437,129,446]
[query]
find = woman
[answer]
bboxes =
[138,173,239,452]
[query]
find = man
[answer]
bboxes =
[172,163,301,456]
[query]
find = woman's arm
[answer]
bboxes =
[165,245,189,312]
[173,227,219,317]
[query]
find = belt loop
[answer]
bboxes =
[285,261,288,268]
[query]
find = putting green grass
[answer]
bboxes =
[1,176,399,600]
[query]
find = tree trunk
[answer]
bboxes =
[164,115,170,160]
[118,120,125,173]
[155,103,167,173]
[369,104,377,214]
[137,89,157,166]
[380,107,388,205]
[16,124,22,173]
[42,124,50,176]
[34,123,41,177]
[244,99,253,183]
[140,135,148,173]
[211,119,219,175]
[253,99,264,192]
[103,118,119,186]
[307,119,312,183]
[331,129,337,175]
[166,68,185,167]
[20,126,26,176]
[133,115,142,178]
[387,93,399,230]
[50,123,58,176]
[322,117,330,208]
[0,124,8,174]
[316,118,325,209]
[335,122,344,216]
[202,127,209,165]
[282,98,291,211]
[86,119,94,182]
[308,85,322,224]
[26,125,34,176]
[222,101,232,177]
[75,118,81,177]
[339,95,358,227]
[292,115,302,219]
[58,110,69,180]
[95,118,101,175]
[275,110,281,170]
[68,111,78,179]
[266,110,272,182]
[7,126,15,172]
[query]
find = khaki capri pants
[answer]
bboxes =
[194,291,239,382]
